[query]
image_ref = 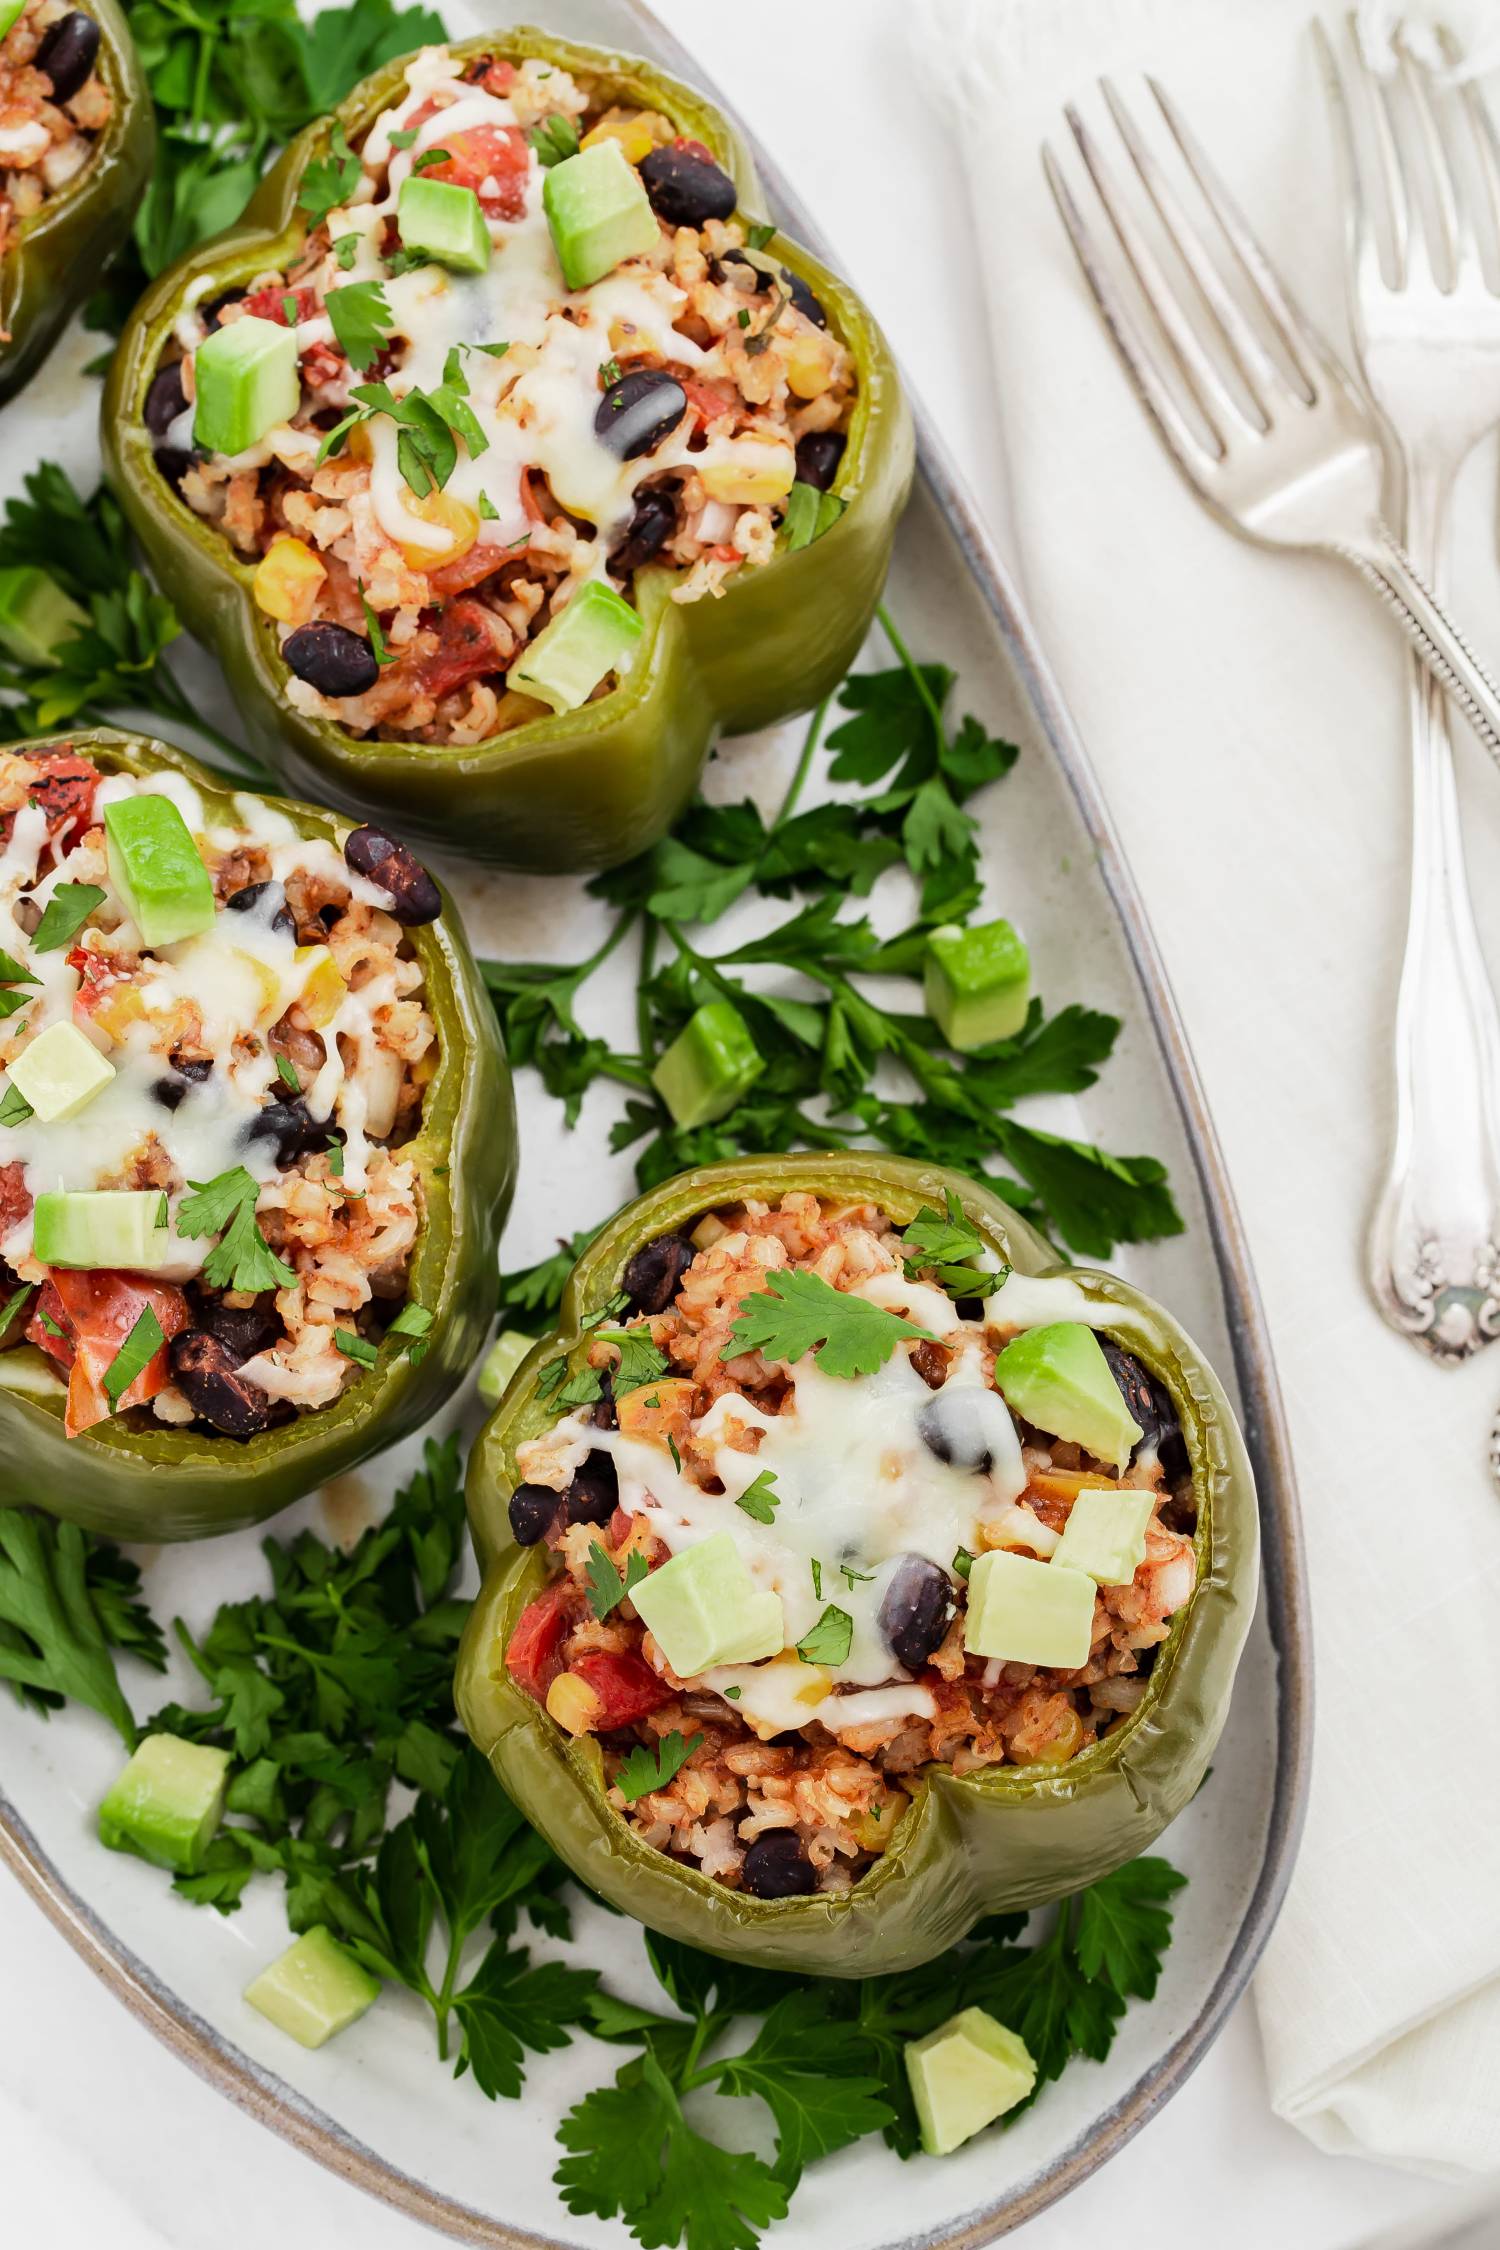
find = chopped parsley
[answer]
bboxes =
[478,492,498,520]
[177,1166,295,1294]
[781,480,846,553]
[326,279,393,374]
[734,1469,780,1524]
[614,1730,700,1804]
[745,221,776,251]
[796,1605,853,1667]
[386,1302,433,1365]
[332,232,360,270]
[357,580,395,664]
[595,1326,669,1396]
[0,949,38,987]
[901,1189,1006,1296]
[411,145,451,172]
[953,1547,974,1580]
[528,112,580,167]
[724,1268,932,1381]
[280,292,298,326]
[274,1051,300,1090]
[583,1542,649,1622]
[102,1306,166,1413]
[0,1084,31,1126]
[334,1328,378,1368]
[32,881,106,953]
[297,124,361,228]
[0,1279,35,1334]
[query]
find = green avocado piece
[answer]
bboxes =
[630,1531,785,1677]
[651,1000,763,1129]
[32,1188,174,1271]
[0,566,88,666]
[98,1733,230,1872]
[104,792,216,948]
[924,919,1030,1051]
[478,1327,533,1407]
[963,1548,1096,1667]
[543,140,659,289]
[1051,1487,1157,1586]
[8,1021,114,1124]
[905,2005,1037,2155]
[0,0,27,35]
[244,1926,381,2049]
[396,175,491,273]
[993,1321,1143,1471]
[509,579,643,713]
[192,313,301,456]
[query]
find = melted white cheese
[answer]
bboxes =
[984,1271,1105,1333]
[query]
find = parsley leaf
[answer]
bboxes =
[615,1731,700,1804]
[795,1606,852,1667]
[900,1189,1002,1295]
[0,1083,33,1126]
[0,1514,140,1742]
[386,1302,432,1365]
[558,2051,790,2250]
[335,1328,378,1368]
[724,1269,931,1380]
[1071,1856,1186,2000]
[595,1326,670,1395]
[584,1543,650,1622]
[326,279,393,373]
[298,124,362,227]
[178,1166,296,1292]
[102,1306,166,1413]
[32,881,106,952]
[734,1469,780,1524]
[528,112,581,167]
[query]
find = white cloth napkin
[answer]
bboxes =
[910,0,1500,2182]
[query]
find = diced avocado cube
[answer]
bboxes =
[104,793,216,949]
[631,1531,784,1677]
[963,1549,1096,1668]
[905,2006,1037,2156]
[0,0,28,35]
[924,920,1030,1051]
[651,1001,763,1129]
[0,566,88,666]
[8,1020,114,1123]
[244,1926,381,2049]
[993,1322,1143,1471]
[32,1189,175,1272]
[98,1733,230,1873]
[192,314,301,456]
[1051,1487,1158,1586]
[543,140,659,289]
[478,1327,534,1406]
[396,174,491,273]
[509,580,643,714]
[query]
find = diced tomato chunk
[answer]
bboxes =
[672,136,717,164]
[0,1160,30,1240]
[33,1269,190,1438]
[242,282,319,327]
[506,1581,574,1702]
[570,1650,674,1728]
[679,376,736,429]
[476,59,516,94]
[421,597,508,700]
[426,545,510,601]
[25,751,99,837]
[420,125,530,221]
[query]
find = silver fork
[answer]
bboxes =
[1317,16,1500,1366]
[1041,76,1500,762]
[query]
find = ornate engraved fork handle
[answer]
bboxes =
[1368,469,1500,1363]
[1334,520,1500,764]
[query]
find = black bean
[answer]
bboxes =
[225,879,296,937]
[509,1481,563,1547]
[246,1093,336,1168]
[198,1291,282,1364]
[954,1295,985,1322]
[795,431,845,492]
[154,446,197,491]
[35,10,100,101]
[564,1450,618,1528]
[610,484,678,575]
[155,1052,213,1106]
[150,1078,186,1111]
[595,369,687,461]
[878,1554,955,1671]
[786,270,827,329]
[169,1332,282,1439]
[283,621,380,699]
[714,248,770,294]
[1101,1340,1187,1482]
[144,361,187,438]
[620,1231,695,1316]
[170,1052,213,1081]
[639,142,737,227]
[740,1833,817,1898]
[918,1387,1016,1475]
[342,823,442,926]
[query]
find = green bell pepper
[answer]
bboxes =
[0,727,515,1542]
[0,0,153,405]
[457,1154,1259,1978]
[102,29,913,874]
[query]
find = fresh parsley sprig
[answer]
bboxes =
[725,1268,932,1380]
[178,1166,296,1294]
[0,1514,160,1743]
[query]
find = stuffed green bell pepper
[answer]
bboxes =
[102,30,913,873]
[0,0,152,404]
[458,1154,1258,1978]
[0,727,514,1542]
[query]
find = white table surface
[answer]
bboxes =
[0,4,1480,2244]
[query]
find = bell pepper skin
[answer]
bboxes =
[0,0,153,405]
[0,728,516,1542]
[458,1154,1259,1978]
[102,30,914,874]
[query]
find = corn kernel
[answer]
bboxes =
[580,108,665,166]
[230,946,288,1024]
[785,333,833,401]
[87,984,145,1042]
[1030,1469,1118,1505]
[1009,1708,1086,1767]
[292,945,348,1030]
[397,488,479,572]
[852,1790,909,1852]
[793,1666,831,1707]
[699,442,796,506]
[253,534,326,626]
[547,1671,604,1736]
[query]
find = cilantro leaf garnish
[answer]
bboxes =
[386,1302,432,1365]
[734,1469,779,1524]
[32,881,106,952]
[335,1328,378,1368]
[584,1542,649,1622]
[326,279,393,373]
[102,1305,165,1413]
[595,1326,669,1395]
[0,949,38,986]
[614,1730,700,1805]
[0,1083,32,1126]
[724,1269,931,1381]
[528,112,580,167]
[298,124,362,227]
[274,1050,300,1089]
[0,1279,35,1336]
[900,1189,1004,1296]
[178,1166,295,1293]
[356,579,396,665]
[795,1606,852,1667]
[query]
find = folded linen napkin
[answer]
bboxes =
[910,0,1500,2181]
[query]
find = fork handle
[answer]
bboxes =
[1334,523,1500,760]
